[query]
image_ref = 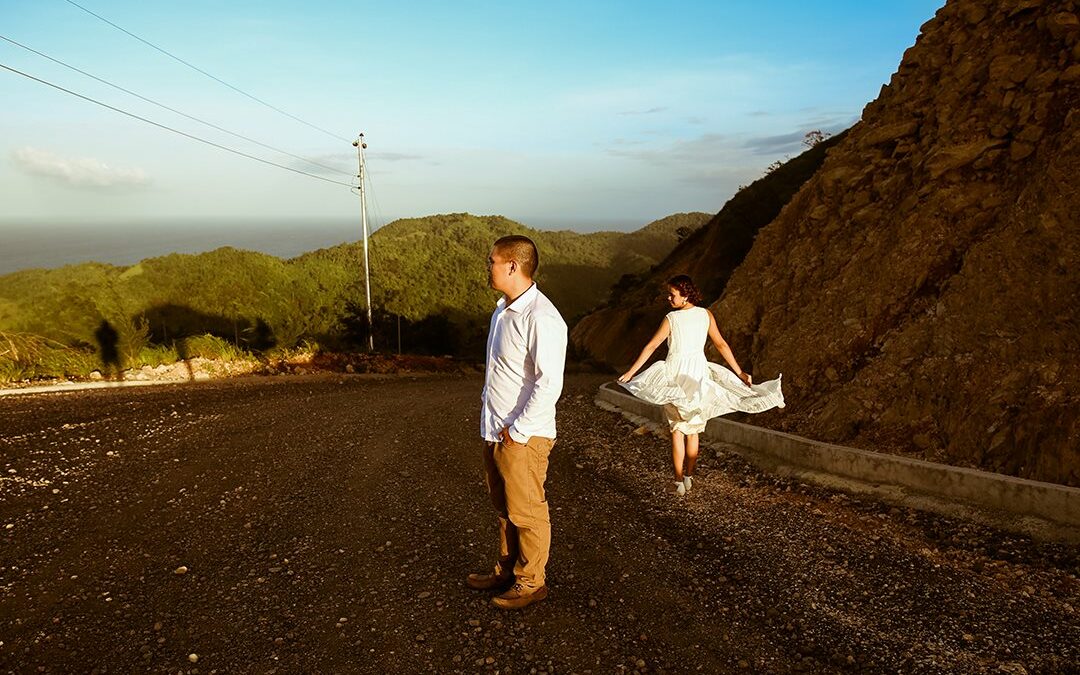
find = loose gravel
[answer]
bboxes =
[1,373,1077,674]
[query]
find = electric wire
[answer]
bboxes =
[1,34,349,177]
[0,61,353,187]
[62,0,351,144]
[360,148,386,238]
[366,166,387,234]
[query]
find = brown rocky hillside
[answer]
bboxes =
[573,0,1079,487]
[571,133,844,367]
[709,0,1080,486]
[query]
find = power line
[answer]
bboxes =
[0,61,353,188]
[63,0,351,144]
[365,164,387,233]
[0,34,348,177]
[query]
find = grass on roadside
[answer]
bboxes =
[0,331,97,383]
[0,331,261,384]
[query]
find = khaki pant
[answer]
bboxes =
[483,436,555,589]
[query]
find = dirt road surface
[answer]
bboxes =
[1,374,1077,674]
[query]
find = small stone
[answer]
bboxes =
[1060,64,1080,82]
[1011,141,1035,161]
[636,659,647,669]
[174,566,188,575]
[1017,125,1044,143]
[960,4,987,24]
[188,654,198,663]
[1047,12,1080,40]
[417,591,432,599]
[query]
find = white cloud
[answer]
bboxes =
[618,106,668,116]
[11,147,150,189]
[604,133,737,165]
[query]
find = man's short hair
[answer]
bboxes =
[493,235,539,278]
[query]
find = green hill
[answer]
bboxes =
[0,212,708,376]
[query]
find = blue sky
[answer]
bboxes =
[1,0,944,231]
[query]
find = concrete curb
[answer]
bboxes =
[596,382,1080,535]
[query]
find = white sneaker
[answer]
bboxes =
[683,475,694,492]
[668,481,686,496]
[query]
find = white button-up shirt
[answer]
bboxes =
[481,283,567,444]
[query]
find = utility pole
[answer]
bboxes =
[353,133,374,352]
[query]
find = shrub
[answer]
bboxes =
[135,344,181,368]
[0,331,96,382]
[179,334,245,361]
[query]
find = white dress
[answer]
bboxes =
[619,306,785,434]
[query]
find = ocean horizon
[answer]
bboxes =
[0,216,642,277]
[0,220,363,277]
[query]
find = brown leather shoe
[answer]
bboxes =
[465,572,514,591]
[491,583,548,610]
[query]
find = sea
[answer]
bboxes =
[0,220,366,277]
[0,217,637,277]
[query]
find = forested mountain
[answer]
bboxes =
[0,212,708,370]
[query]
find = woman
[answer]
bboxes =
[618,275,784,496]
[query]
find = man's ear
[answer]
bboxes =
[508,260,517,274]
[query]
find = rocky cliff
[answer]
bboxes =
[570,133,844,367]
[574,0,1079,486]
[709,0,1080,485]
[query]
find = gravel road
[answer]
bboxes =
[1,373,1077,674]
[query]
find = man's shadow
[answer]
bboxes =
[94,319,123,381]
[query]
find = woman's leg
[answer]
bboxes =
[686,433,700,477]
[671,431,686,481]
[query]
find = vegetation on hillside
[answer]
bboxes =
[571,131,849,370]
[0,212,708,380]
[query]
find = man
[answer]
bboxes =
[469,235,567,610]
